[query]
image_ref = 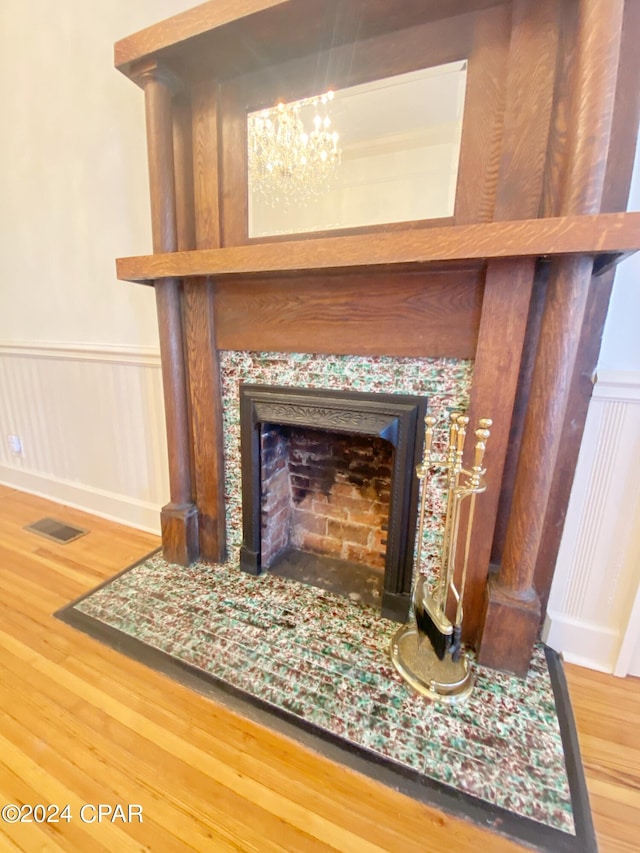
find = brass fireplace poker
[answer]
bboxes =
[390,412,492,703]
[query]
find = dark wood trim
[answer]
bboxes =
[559,1,624,217]
[180,80,227,562]
[462,0,561,643]
[491,0,560,220]
[116,211,640,283]
[192,79,222,249]
[213,270,483,359]
[462,258,538,642]
[114,0,287,73]
[480,0,625,674]
[171,92,198,522]
[244,216,456,246]
[539,1,580,221]
[490,263,550,565]
[182,283,227,561]
[532,0,640,618]
[600,0,640,216]
[142,71,179,254]
[219,81,248,246]
[141,65,198,565]
[172,94,197,250]
[492,0,579,568]
[153,282,191,463]
[493,0,584,574]
[231,12,477,113]
[454,4,510,224]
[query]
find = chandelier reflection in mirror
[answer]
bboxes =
[248,92,341,208]
[248,62,468,237]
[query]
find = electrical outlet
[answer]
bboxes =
[7,434,23,456]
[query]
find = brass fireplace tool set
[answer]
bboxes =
[390,412,492,703]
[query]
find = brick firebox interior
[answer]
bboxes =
[260,424,393,576]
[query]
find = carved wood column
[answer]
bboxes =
[478,0,624,675]
[135,61,198,565]
[533,0,640,615]
[461,0,559,644]
[173,81,227,562]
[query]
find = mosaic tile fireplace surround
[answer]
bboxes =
[220,352,472,604]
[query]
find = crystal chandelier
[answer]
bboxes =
[248,92,341,208]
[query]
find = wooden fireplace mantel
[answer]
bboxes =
[114,0,640,676]
[117,212,640,283]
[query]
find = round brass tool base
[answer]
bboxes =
[390,624,474,704]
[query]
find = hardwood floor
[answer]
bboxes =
[563,664,640,853]
[0,485,637,852]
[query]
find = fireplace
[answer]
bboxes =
[115,0,640,674]
[239,385,427,620]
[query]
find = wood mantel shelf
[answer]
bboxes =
[117,211,640,284]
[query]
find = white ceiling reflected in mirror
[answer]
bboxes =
[247,60,468,238]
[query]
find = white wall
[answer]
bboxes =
[0,0,195,529]
[599,129,640,371]
[0,0,196,347]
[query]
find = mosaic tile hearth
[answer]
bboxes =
[74,553,575,835]
[68,351,575,837]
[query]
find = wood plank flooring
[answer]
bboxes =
[0,485,638,852]
[563,663,640,853]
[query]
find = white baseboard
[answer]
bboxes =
[0,464,161,534]
[543,611,621,674]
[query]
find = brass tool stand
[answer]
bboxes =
[390,413,492,703]
[390,623,474,702]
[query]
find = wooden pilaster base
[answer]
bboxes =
[161,502,199,566]
[477,573,541,678]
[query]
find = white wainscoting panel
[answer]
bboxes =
[0,341,169,532]
[544,370,640,674]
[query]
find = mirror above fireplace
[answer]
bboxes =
[247,61,468,237]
